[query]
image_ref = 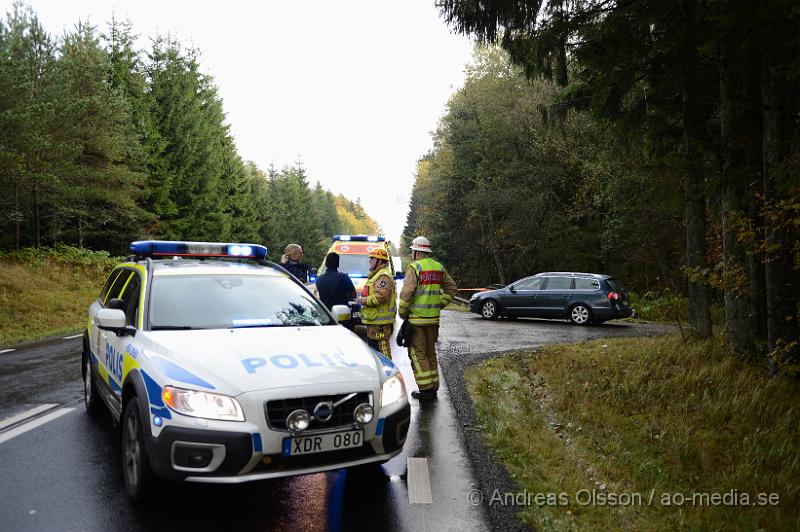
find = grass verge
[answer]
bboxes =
[0,246,117,346]
[465,334,799,530]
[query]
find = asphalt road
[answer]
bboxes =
[0,312,669,532]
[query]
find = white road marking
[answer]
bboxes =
[407,457,433,504]
[0,348,15,354]
[0,404,59,431]
[63,334,82,340]
[0,407,75,445]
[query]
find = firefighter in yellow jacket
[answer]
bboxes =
[398,236,458,401]
[356,247,396,359]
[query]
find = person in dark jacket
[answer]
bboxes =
[280,243,311,283]
[316,252,356,310]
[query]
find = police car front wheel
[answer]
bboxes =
[123,397,158,501]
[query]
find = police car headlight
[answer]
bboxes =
[162,386,244,422]
[380,373,405,407]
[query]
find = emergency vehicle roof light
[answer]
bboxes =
[332,235,385,242]
[130,240,267,259]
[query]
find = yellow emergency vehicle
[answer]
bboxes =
[309,235,400,323]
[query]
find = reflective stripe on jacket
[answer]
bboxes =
[406,258,444,325]
[361,266,397,325]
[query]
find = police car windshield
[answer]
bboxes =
[320,254,372,278]
[149,274,334,329]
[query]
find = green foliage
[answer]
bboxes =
[628,290,689,324]
[0,245,117,345]
[466,336,800,530]
[404,47,683,290]
[0,4,378,269]
[0,243,117,269]
[433,1,800,362]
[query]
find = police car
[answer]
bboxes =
[309,235,401,323]
[82,241,410,501]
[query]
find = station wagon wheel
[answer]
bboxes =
[83,341,101,416]
[481,300,499,320]
[569,304,592,325]
[122,398,157,501]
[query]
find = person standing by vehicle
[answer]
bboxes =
[356,247,396,359]
[280,243,311,283]
[316,252,357,323]
[398,236,458,401]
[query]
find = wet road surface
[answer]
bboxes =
[0,318,487,532]
[0,312,669,531]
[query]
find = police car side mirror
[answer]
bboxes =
[96,308,136,337]
[108,298,127,311]
[331,305,351,323]
[509,285,516,293]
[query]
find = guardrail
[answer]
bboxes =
[451,284,505,308]
[453,296,470,307]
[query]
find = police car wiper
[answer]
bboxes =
[151,325,197,330]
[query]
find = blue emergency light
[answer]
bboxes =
[332,235,385,242]
[130,240,268,259]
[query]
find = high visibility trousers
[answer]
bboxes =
[408,324,440,391]
[366,324,393,359]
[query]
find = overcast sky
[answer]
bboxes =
[8,0,476,244]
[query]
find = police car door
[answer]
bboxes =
[92,268,122,359]
[93,268,127,372]
[98,269,139,403]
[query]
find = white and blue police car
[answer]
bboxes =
[82,241,410,500]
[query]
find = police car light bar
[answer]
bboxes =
[130,240,268,259]
[332,235,385,242]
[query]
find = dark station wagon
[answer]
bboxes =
[469,272,633,325]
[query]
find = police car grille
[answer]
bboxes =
[265,392,372,431]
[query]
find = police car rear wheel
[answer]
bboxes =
[123,397,157,501]
[83,348,101,416]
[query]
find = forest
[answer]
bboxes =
[0,3,379,265]
[402,0,799,371]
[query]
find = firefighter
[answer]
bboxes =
[356,247,396,359]
[398,236,458,401]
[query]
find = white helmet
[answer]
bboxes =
[409,236,432,253]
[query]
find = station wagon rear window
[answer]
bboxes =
[574,278,600,290]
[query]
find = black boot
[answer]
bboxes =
[411,389,437,401]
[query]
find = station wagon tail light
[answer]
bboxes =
[608,291,621,301]
[162,385,245,421]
